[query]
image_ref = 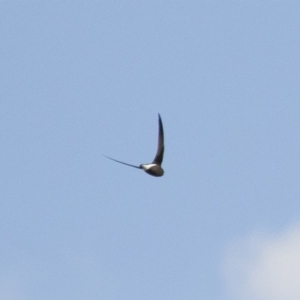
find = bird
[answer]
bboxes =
[104,114,165,177]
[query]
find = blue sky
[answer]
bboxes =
[1,2,300,300]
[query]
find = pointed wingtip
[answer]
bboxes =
[158,113,163,126]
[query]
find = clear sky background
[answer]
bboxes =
[1,2,300,300]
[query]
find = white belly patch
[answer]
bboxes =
[141,164,156,170]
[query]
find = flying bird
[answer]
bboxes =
[104,114,165,177]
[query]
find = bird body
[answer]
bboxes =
[140,164,164,177]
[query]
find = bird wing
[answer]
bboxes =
[152,114,164,165]
[103,155,141,169]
